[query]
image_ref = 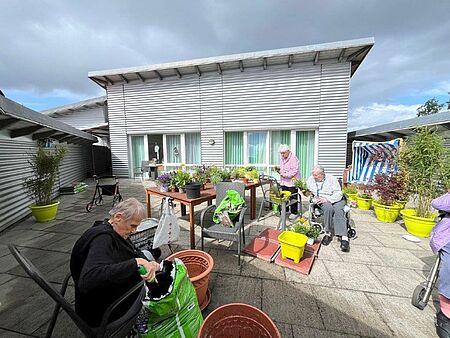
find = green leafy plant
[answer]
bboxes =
[356,183,373,199]
[293,178,308,192]
[290,221,320,239]
[342,184,357,195]
[23,145,66,206]
[172,169,192,189]
[398,127,450,217]
[210,173,223,186]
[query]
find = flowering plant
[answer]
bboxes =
[356,183,373,199]
[157,173,172,185]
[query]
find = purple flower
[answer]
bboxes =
[157,173,171,184]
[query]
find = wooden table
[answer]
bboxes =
[145,181,260,249]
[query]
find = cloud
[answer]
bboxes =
[349,103,420,131]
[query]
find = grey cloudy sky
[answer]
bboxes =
[1,0,450,130]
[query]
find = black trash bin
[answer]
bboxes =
[185,183,201,199]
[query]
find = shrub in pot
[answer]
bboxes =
[173,169,192,193]
[371,173,404,222]
[342,183,358,202]
[355,183,373,210]
[290,218,320,245]
[398,127,450,237]
[23,145,66,222]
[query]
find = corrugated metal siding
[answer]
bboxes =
[51,106,106,129]
[199,73,223,165]
[107,61,352,177]
[58,143,92,187]
[318,62,351,177]
[0,138,91,232]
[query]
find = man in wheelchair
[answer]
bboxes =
[306,165,350,252]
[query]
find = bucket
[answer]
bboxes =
[198,303,281,338]
[166,250,214,306]
[278,231,308,263]
[185,183,201,199]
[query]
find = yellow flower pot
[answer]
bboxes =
[30,201,60,222]
[345,193,358,202]
[372,201,402,223]
[278,231,308,263]
[400,209,437,238]
[356,196,372,210]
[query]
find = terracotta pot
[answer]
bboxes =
[242,177,249,184]
[198,303,281,338]
[166,249,214,306]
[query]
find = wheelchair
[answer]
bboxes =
[308,196,357,239]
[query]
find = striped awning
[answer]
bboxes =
[348,138,401,183]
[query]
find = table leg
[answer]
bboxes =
[181,204,187,216]
[250,186,256,219]
[147,193,152,218]
[189,204,195,249]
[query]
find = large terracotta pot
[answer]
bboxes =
[198,303,281,338]
[400,209,437,237]
[166,249,214,308]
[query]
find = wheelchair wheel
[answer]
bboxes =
[312,223,323,234]
[86,202,94,212]
[348,228,357,239]
[94,196,103,206]
[411,284,428,310]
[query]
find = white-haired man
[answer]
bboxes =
[306,165,350,252]
[277,144,300,220]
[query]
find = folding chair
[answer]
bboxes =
[8,244,145,338]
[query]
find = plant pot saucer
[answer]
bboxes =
[200,288,211,311]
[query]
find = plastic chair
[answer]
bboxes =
[200,182,247,265]
[134,160,150,181]
[8,244,145,338]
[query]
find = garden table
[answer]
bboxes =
[145,181,260,249]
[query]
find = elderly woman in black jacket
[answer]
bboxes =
[70,197,160,328]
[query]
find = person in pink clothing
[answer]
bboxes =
[277,144,300,220]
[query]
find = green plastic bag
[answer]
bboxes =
[143,259,203,338]
[213,189,246,224]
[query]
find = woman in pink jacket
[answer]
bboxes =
[277,144,300,220]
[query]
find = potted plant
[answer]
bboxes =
[398,127,450,237]
[371,172,403,222]
[293,178,309,195]
[355,183,373,210]
[156,173,171,192]
[290,218,320,245]
[192,169,207,190]
[210,173,222,189]
[23,145,66,222]
[342,183,358,202]
[173,169,191,193]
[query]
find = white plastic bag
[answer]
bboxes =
[152,198,180,249]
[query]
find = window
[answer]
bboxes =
[225,132,244,165]
[166,135,181,164]
[131,136,145,169]
[224,129,316,178]
[185,133,201,164]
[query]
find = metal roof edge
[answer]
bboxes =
[0,96,97,142]
[88,37,374,78]
[41,96,107,116]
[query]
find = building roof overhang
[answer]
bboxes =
[88,37,374,88]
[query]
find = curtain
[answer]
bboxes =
[131,136,145,169]
[270,130,291,165]
[296,131,315,179]
[248,131,267,165]
[225,132,243,165]
[166,135,181,163]
[185,133,201,164]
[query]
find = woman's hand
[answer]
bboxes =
[136,258,160,282]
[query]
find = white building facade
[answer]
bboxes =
[89,38,374,179]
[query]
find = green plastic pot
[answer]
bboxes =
[400,209,437,238]
[372,201,402,223]
[356,196,372,210]
[30,201,60,222]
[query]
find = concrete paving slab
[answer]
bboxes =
[262,280,324,329]
[368,222,409,235]
[323,261,390,294]
[370,246,427,269]
[41,221,92,235]
[317,243,344,262]
[207,248,242,275]
[349,231,383,247]
[311,285,393,337]
[368,265,424,298]
[0,229,49,246]
[32,311,85,338]
[285,259,336,287]
[0,328,31,337]
[370,232,425,251]
[0,273,15,286]
[240,254,286,281]
[367,293,437,338]
[334,245,385,265]
[273,321,293,338]
[0,244,9,258]
[292,324,360,338]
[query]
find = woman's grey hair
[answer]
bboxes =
[279,144,290,153]
[109,197,146,220]
[312,165,325,175]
